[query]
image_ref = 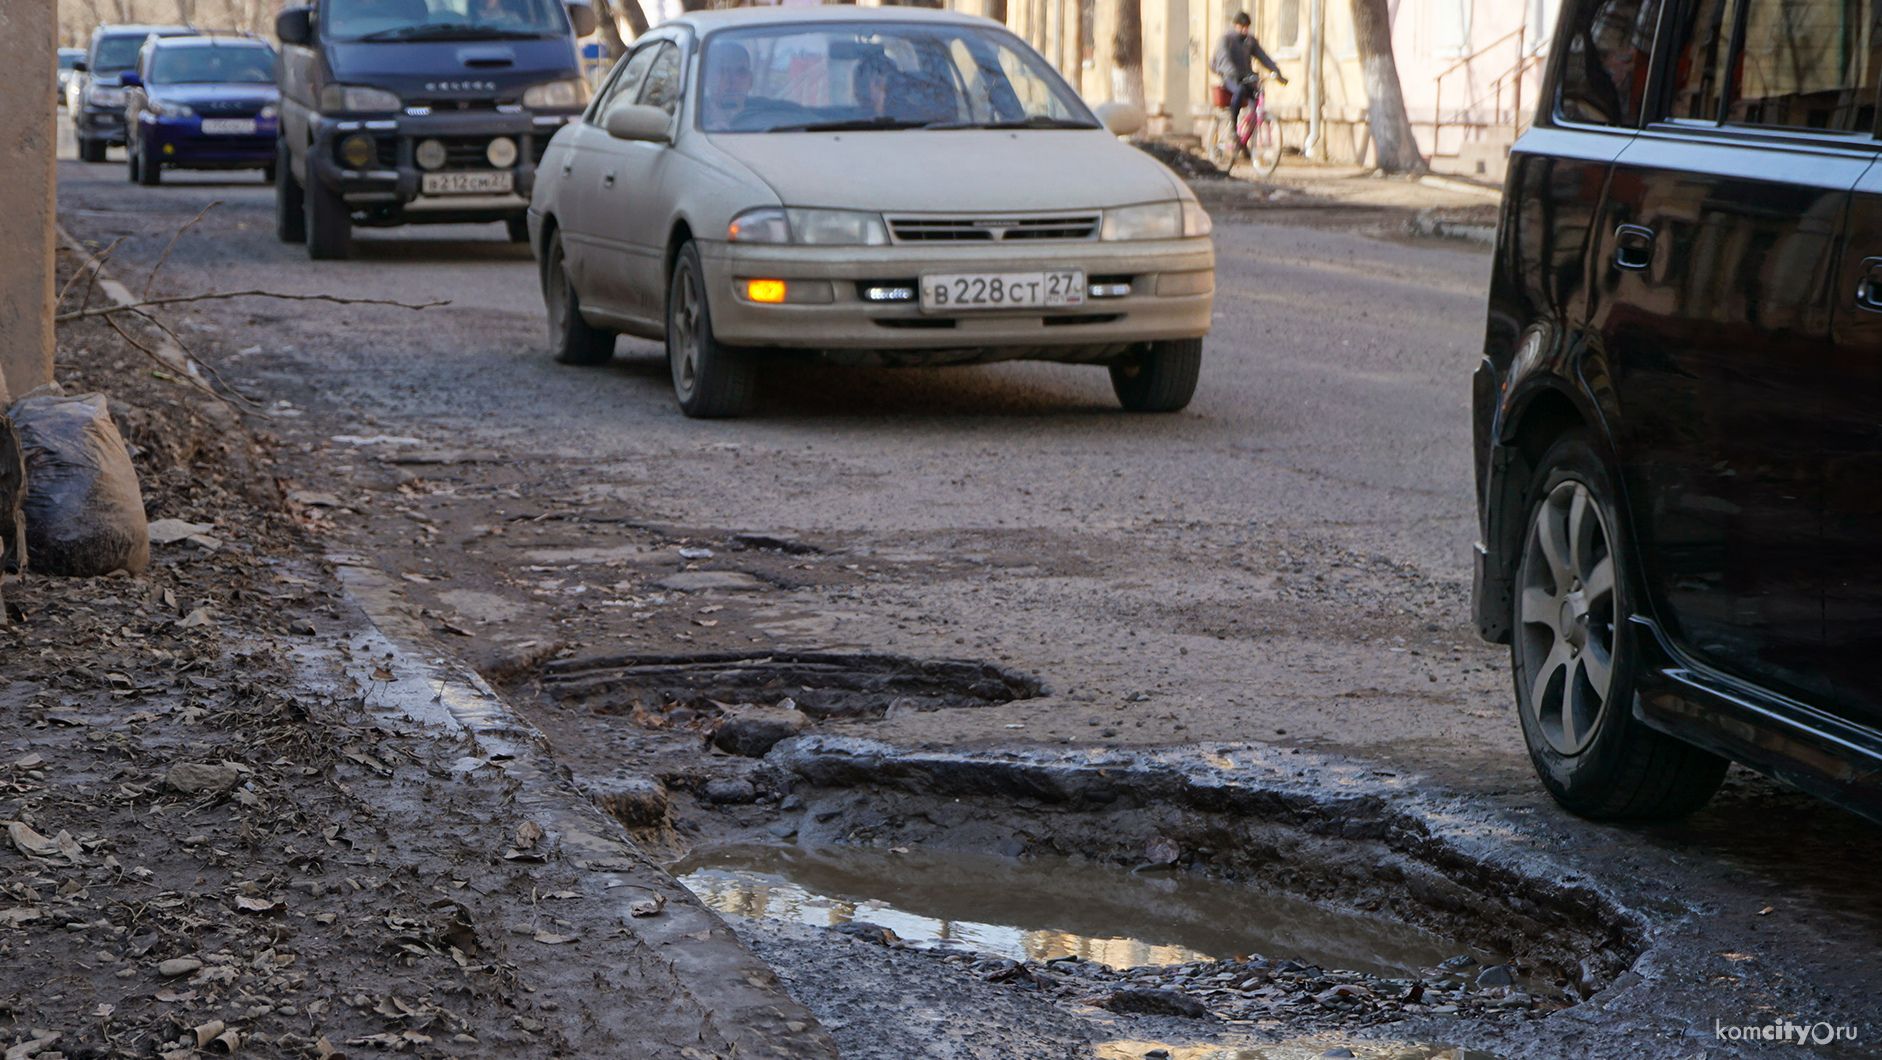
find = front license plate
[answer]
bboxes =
[920,270,1086,313]
[421,171,515,195]
[199,118,256,135]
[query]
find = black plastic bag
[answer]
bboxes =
[10,390,149,577]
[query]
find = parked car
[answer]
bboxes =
[529,6,1213,418]
[57,48,85,99]
[122,35,280,186]
[1476,0,1882,825]
[71,24,193,162]
[272,0,599,260]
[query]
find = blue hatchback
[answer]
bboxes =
[123,36,280,185]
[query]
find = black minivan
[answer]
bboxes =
[1477,0,1882,824]
[272,0,597,259]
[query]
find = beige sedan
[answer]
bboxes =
[529,6,1214,417]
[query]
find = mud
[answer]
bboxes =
[543,650,1045,722]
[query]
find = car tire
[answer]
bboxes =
[275,142,305,244]
[125,141,139,182]
[80,136,107,164]
[543,231,614,366]
[135,142,161,186]
[506,216,530,243]
[261,163,277,185]
[1110,338,1201,412]
[305,171,352,260]
[1511,431,1729,819]
[666,241,755,418]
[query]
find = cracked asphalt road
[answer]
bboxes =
[52,147,1882,1058]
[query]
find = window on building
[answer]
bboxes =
[1558,0,1662,126]
[1434,0,1471,58]
[1278,0,1300,49]
[1726,0,1880,133]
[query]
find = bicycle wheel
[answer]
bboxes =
[1250,115,1282,177]
[1206,114,1237,170]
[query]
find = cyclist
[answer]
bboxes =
[1211,12,1286,155]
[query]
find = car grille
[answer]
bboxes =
[438,136,500,169]
[192,99,265,118]
[886,214,1100,243]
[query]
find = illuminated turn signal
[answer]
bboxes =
[746,279,787,303]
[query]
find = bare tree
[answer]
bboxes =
[589,0,635,59]
[1350,0,1425,172]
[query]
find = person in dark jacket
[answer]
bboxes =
[1211,12,1286,150]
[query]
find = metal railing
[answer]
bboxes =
[1428,28,1547,159]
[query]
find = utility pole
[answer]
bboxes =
[0,0,57,402]
[1304,0,1325,159]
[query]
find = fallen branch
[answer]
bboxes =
[55,236,128,313]
[55,289,449,323]
[102,312,238,410]
[145,200,222,301]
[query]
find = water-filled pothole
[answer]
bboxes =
[676,843,1496,978]
[542,651,1044,724]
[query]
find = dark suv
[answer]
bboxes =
[1477,0,1882,825]
[71,24,193,163]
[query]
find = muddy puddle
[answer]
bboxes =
[675,844,1495,977]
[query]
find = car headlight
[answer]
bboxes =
[521,78,590,109]
[148,99,194,119]
[1101,202,1184,241]
[318,84,400,114]
[1181,197,1213,237]
[88,85,126,108]
[787,208,888,246]
[728,207,790,244]
[726,207,888,246]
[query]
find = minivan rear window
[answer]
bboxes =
[1726,0,1879,134]
[1558,0,1662,126]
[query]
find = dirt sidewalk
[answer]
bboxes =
[0,246,833,1059]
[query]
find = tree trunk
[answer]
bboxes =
[1350,0,1426,173]
[1111,0,1143,112]
[590,0,637,60]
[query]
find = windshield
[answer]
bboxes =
[149,45,275,85]
[323,0,571,41]
[697,22,1098,134]
[93,36,149,73]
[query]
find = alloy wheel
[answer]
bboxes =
[672,265,702,398]
[1516,479,1618,757]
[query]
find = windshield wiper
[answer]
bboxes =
[353,23,544,41]
[766,116,935,133]
[928,116,1101,130]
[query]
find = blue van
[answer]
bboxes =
[272,0,598,259]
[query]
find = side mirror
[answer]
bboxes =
[72,59,88,73]
[276,6,315,46]
[119,71,142,88]
[1093,102,1143,138]
[566,2,598,39]
[604,103,672,143]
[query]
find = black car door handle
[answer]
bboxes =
[560,162,572,177]
[602,172,615,188]
[1857,257,1882,313]
[1614,224,1655,271]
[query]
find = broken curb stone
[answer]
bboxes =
[711,705,812,757]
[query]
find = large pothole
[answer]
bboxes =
[541,650,1045,724]
[652,736,1644,1027]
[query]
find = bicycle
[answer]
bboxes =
[1206,73,1283,177]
